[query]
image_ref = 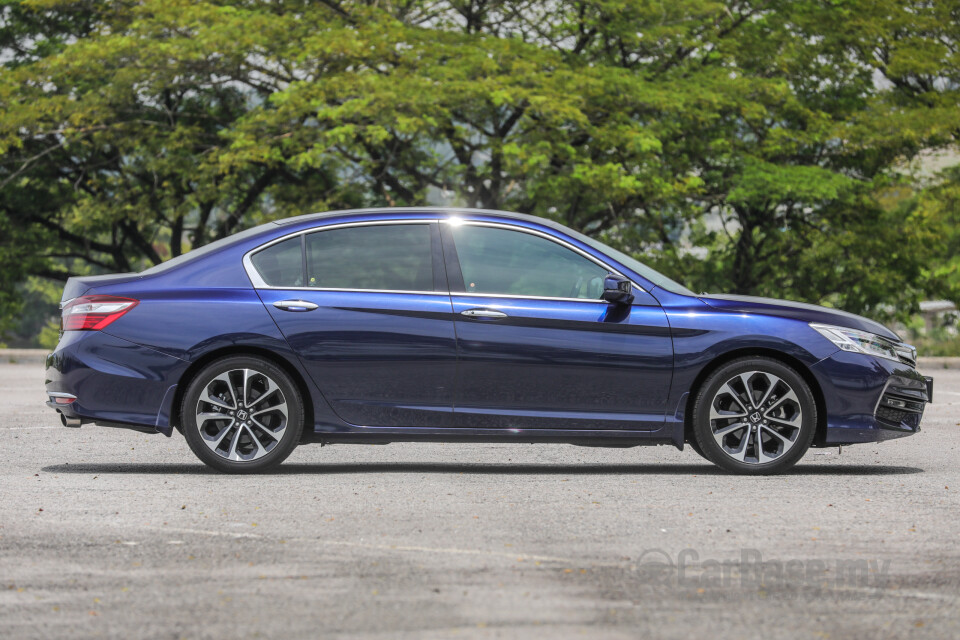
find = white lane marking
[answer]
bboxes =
[160,526,261,540]
[835,587,956,602]
[155,526,576,564]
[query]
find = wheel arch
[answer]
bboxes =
[682,347,828,448]
[171,345,314,439]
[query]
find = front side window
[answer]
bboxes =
[305,224,434,291]
[450,225,609,299]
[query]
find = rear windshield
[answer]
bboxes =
[139,224,274,275]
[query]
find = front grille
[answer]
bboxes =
[894,343,917,367]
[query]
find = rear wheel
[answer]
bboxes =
[686,438,707,460]
[182,355,303,473]
[691,357,817,475]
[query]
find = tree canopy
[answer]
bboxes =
[1,0,959,342]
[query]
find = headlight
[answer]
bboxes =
[810,323,900,362]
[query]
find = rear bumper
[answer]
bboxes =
[45,331,187,436]
[810,350,930,445]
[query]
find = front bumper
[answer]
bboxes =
[810,350,930,445]
[874,378,929,436]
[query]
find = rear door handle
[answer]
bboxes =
[273,300,319,312]
[460,308,508,319]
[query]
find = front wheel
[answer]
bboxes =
[691,357,817,475]
[181,355,304,473]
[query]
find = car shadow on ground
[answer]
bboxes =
[39,462,924,476]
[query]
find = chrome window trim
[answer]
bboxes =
[243,219,437,290]
[260,286,449,296]
[453,292,612,304]
[243,217,644,300]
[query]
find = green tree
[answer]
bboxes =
[1,0,959,344]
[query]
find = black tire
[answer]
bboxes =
[181,355,303,473]
[686,437,707,460]
[691,356,817,475]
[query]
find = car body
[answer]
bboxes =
[44,207,933,473]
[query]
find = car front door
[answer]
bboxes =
[442,222,673,430]
[250,221,458,428]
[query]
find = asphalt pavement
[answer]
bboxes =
[1,362,959,639]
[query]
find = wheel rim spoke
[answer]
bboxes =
[761,424,793,443]
[729,430,751,462]
[715,382,748,413]
[213,372,238,407]
[250,414,287,440]
[738,373,758,408]
[200,390,234,411]
[252,402,286,419]
[251,415,284,437]
[202,420,235,452]
[756,429,774,463]
[763,389,799,415]
[226,425,244,461]
[710,405,747,420]
[755,373,781,409]
[195,367,288,463]
[708,370,803,465]
[249,381,280,407]
[767,413,801,428]
[241,368,252,406]
[245,424,268,457]
[712,421,748,445]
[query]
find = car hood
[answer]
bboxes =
[698,294,901,342]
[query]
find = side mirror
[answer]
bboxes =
[601,274,634,304]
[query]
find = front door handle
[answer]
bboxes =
[273,300,319,312]
[460,308,508,319]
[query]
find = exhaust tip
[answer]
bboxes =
[59,413,81,428]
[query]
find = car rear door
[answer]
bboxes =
[250,220,458,428]
[442,222,673,430]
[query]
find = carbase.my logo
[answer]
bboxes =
[635,548,891,597]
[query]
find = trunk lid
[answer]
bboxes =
[61,273,142,304]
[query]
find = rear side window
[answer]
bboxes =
[305,224,433,291]
[250,237,303,287]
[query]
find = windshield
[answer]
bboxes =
[568,231,696,296]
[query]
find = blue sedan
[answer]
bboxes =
[45,208,932,474]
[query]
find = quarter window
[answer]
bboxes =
[305,224,434,291]
[450,225,609,299]
[250,237,303,287]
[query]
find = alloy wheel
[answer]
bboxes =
[195,368,288,462]
[708,370,803,465]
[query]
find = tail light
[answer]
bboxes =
[61,295,139,331]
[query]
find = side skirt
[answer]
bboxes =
[303,429,677,449]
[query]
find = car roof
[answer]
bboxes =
[139,207,574,279]
[272,206,565,231]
